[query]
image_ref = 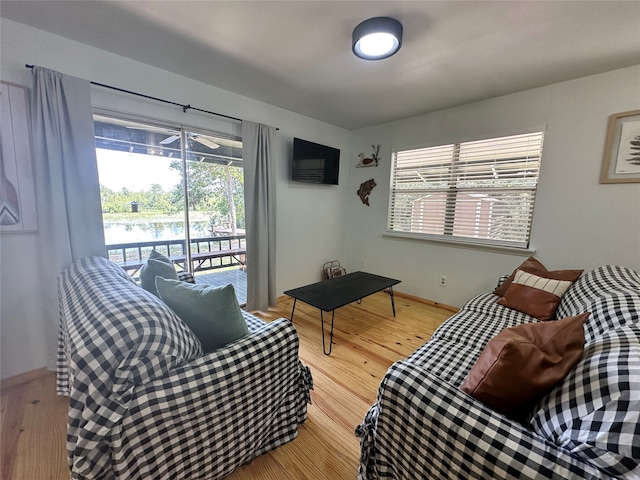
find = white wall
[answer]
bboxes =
[0,18,351,379]
[347,65,640,307]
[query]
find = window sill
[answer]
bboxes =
[382,231,536,256]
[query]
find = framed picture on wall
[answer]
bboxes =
[600,109,640,184]
[0,81,38,233]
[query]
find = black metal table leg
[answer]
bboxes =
[389,286,396,317]
[289,298,297,322]
[320,309,336,355]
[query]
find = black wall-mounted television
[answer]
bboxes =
[292,137,340,185]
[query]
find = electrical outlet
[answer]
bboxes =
[360,260,366,268]
[440,275,447,286]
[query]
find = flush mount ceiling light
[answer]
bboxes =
[352,16,403,60]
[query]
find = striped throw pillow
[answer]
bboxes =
[498,269,575,320]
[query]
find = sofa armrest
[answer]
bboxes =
[111,318,312,480]
[357,361,612,480]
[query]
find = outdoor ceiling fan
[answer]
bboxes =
[159,134,220,150]
[122,123,220,150]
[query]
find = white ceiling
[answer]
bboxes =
[3,1,640,130]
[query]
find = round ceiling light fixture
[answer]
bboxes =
[352,17,403,60]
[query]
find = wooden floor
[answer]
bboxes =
[0,291,453,480]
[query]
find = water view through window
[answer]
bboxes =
[94,114,247,303]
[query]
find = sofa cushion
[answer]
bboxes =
[494,256,583,297]
[405,338,482,388]
[405,300,527,389]
[460,313,587,416]
[432,293,538,350]
[556,265,640,344]
[156,277,249,353]
[497,270,575,320]
[140,250,178,296]
[528,325,640,476]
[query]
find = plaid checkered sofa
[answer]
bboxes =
[356,265,640,479]
[56,256,313,480]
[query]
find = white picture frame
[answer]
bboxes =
[1,81,38,232]
[600,109,640,184]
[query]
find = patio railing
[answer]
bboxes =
[106,235,246,276]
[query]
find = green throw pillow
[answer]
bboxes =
[140,257,178,297]
[155,277,249,353]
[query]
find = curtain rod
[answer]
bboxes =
[25,64,279,130]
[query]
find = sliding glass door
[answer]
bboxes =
[182,130,247,302]
[94,114,247,303]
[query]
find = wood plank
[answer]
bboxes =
[224,451,290,480]
[305,360,372,433]
[271,410,359,479]
[11,373,69,480]
[282,292,451,406]
[1,382,28,480]
[1,367,50,390]
[393,290,459,313]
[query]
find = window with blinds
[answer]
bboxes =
[387,132,544,249]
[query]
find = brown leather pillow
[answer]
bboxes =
[493,256,583,297]
[497,269,576,320]
[460,312,588,416]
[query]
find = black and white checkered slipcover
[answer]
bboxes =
[357,265,640,479]
[57,256,312,479]
[177,270,196,284]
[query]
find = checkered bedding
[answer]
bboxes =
[357,265,640,479]
[57,256,312,480]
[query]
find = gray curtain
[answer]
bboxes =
[30,67,106,368]
[242,121,276,311]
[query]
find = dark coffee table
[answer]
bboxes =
[284,271,401,355]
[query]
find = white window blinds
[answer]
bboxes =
[387,132,544,248]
